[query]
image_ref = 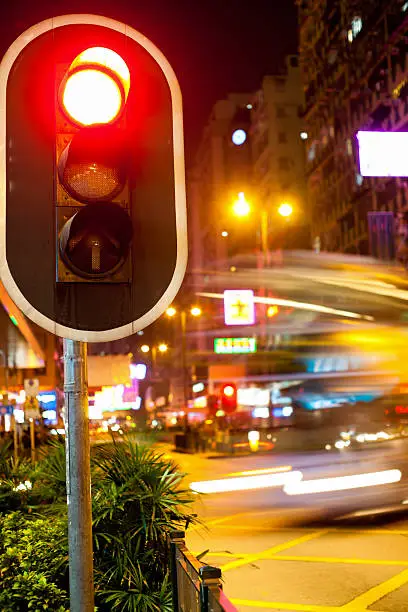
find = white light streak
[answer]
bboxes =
[283,469,402,496]
[198,292,373,321]
[190,470,303,494]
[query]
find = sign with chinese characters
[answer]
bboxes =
[223,290,255,326]
[214,337,257,354]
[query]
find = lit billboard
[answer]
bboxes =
[357,131,408,177]
[214,337,257,354]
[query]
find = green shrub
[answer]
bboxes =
[92,435,196,611]
[0,512,69,611]
[0,435,196,611]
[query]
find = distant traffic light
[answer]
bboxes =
[220,383,237,413]
[207,394,220,417]
[0,16,187,342]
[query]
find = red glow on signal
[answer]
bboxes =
[223,385,235,397]
[63,70,122,126]
[395,405,408,414]
[60,47,130,127]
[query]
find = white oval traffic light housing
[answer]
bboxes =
[0,15,187,342]
[60,47,130,127]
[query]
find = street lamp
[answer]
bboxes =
[166,306,177,317]
[165,304,202,429]
[190,306,202,317]
[221,230,228,238]
[232,192,250,217]
[278,202,293,218]
[141,343,168,370]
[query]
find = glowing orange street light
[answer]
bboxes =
[60,47,130,127]
[278,202,293,218]
[158,343,168,353]
[232,192,251,217]
[141,344,150,353]
[267,305,279,318]
[190,306,202,317]
[166,306,177,317]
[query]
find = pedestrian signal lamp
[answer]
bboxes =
[0,16,187,342]
[221,383,237,413]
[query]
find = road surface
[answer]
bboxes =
[163,441,408,612]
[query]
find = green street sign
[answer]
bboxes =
[214,337,257,354]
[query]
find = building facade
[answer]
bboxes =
[251,55,308,251]
[189,93,253,274]
[298,0,408,255]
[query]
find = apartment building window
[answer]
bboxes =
[278,132,287,144]
[278,157,290,171]
[276,106,286,118]
[256,131,269,157]
[348,16,362,42]
[274,77,286,91]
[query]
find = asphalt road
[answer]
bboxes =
[163,441,408,612]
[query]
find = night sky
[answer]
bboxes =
[0,0,298,159]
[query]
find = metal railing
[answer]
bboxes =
[169,531,238,612]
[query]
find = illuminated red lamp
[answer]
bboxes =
[221,383,237,413]
[223,385,235,398]
[59,47,130,127]
[395,405,408,414]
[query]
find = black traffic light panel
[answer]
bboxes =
[0,16,187,342]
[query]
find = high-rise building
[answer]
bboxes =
[251,55,308,251]
[189,93,253,273]
[297,0,408,256]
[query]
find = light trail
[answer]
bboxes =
[283,469,402,496]
[197,292,374,321]
[190,470,303,494]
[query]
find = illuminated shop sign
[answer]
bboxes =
[214,337,257,354]
[223,290,255,325]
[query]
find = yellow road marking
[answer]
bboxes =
[193,551,408,567]
[227,466,293,477]
[211,523,274,531]
[273,555,408,567]
[230,599,343,611]
[342,567,408,609]
[188,512,249,532]
[220,530,327,572]
[208,523,408,536]
[192,550,242,558]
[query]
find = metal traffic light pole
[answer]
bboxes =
[63,339,94,612]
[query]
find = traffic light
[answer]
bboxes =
[0,16,187,342]
[220,383,237,413]
[207,394,219,417]
[57,47,132,283]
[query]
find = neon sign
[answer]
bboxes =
[214,337,257,354]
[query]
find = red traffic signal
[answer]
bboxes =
[59,47,130,127]
[0,16,187,342]
[220,383,237,413]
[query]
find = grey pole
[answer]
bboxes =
[181,310,189,431]
[63,339,94,612]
